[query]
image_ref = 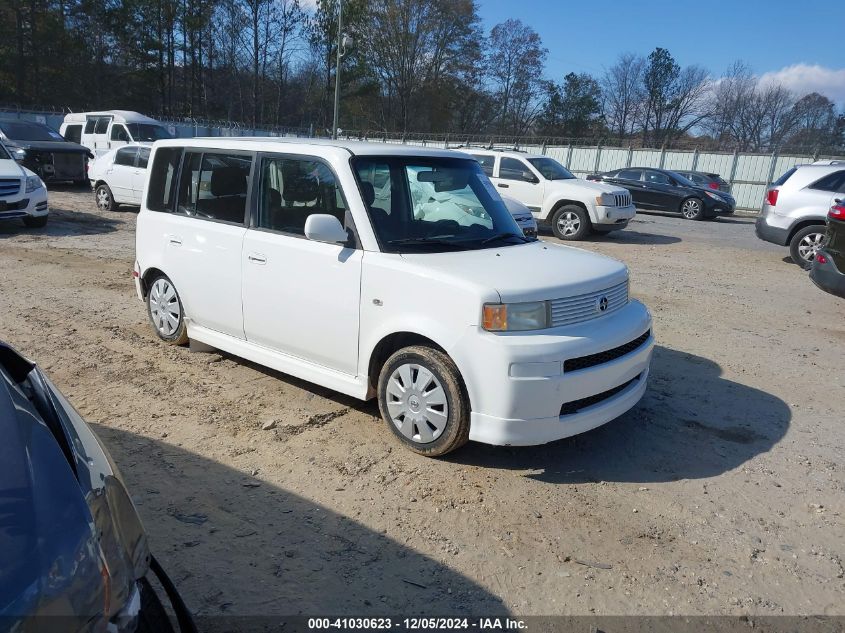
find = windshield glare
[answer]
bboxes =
[353,157,524,252]
[667,171,697,187]
[0,122,65,142]
[127,123,172,142]
[527,157,574,180]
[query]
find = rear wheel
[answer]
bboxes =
[23,215,48,228]
[551,204,591,240]
[680,197,704,220]
[95,183,118,211]
[146,275,188,345]
[377,345,469,457]
[789,225,827,270]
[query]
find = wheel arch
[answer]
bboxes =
[787,218,827,243]
[546,198,590,222]
[138,267,168,299]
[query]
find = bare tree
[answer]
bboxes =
[601,53,645,142]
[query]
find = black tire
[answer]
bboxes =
[377,345,470,457]
[137,577,176,633]
[22,215,48,228]
[95,183,118,211]
[680,197,705,220]
[146,274,188,345]
[789,225,827,270]
[550,204,591,240]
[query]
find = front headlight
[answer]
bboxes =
[25,175,43,193]
[704,190,723,200]
[482,301,549,331]
[12,148,26,161]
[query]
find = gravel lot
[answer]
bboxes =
[1,187,843,624]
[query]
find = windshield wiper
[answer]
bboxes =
[479,232,530,246]
[386,236,468,249]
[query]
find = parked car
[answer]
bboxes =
[0,340,196,633]
[587,167,736,220]
[90,144,151,210]
[0,119,90,183]
[673,170,731,193]
[0,141,48,228]
[464,149,636,240]
[61,111,172,159]
[756,164,845,269]
[134,139,654,456]
[810,201,845,298]
[502,195,538,238]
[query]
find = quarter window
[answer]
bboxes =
[146,147,183,212]
[114,147,138,167]
[808,170,845,192]
[176,152,252,224]
[257,156,347,235]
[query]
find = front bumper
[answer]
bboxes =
[810,250,845,299]
[0,187,48,222]
[452,301,653,446]
[595,203,636,226]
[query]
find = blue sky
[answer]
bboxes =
[477,0,845,104]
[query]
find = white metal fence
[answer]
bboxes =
[3,107,842,213]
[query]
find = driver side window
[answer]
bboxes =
[499,157,534,182]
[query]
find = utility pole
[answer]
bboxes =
[331,0,343,140]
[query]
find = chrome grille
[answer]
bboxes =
[550,280,628,328]
[0,178,21,196]
[613,192,632,207]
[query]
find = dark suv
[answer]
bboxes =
[587,167,735,220]
[810,202,845,298]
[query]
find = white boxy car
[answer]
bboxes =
[89,144,150,210]
[0,142,48,228]
[466,149,636,240]
[134,139,653,456]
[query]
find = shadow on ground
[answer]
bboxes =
[0,208,123,239]
[94,425,506,630]
[448,345,790,484]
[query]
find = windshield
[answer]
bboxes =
[667,171,697,188]
[126,123,172,142]
[0,122,65,142]
[353,156,525,253]
[527,157,575,180]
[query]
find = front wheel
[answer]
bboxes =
[377,345,469,457]
[680,197,704,220]
[551,205,591,240]
[95,183,118,211]
[789,225,827,270]
[146,275,188,344]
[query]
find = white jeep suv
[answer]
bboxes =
[0,142,48,228]
[134,139,653,456]
[466,149,635,240]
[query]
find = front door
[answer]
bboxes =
[492,157,544,212]
[241,154,362,375]
[642,170,680,211]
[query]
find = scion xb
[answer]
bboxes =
[134,139,653,456]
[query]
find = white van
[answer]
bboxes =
[134,138,653,456]
[61,111,172,158]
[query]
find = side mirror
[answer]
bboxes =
[522,171,538,184]
[304,214,348,245]
[12,148,25,162]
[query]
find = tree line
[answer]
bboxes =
[1,0,843,152]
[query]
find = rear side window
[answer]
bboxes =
[257,156,347,235]
[64,125,82,143]
[176,152,252,225]
[137,147,150,169]
[114,147,137,166]
[645,171,671,185]
[471,154,495,176]
[146,147,184,212]
[808,170,845,192]
[617,169,642,181]
[94,117,110,134]
[84,118,97,134]
[772,167,797,186]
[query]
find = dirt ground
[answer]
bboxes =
[1,188,843,625]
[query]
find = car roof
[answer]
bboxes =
[153,137,468,159]
[460,148,546,160]
[63,110,161,125]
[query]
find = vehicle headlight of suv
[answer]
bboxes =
[595,193,614,206]
[482,301,549,331]
[25,175,43,193]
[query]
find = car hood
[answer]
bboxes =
[0,158,25,179]
[4,139,91,155]
[546,178,628,196]
[400,240,628,303]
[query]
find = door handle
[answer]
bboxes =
[248,253,267,264]
[497,183,509,188]
[167,235,182,246]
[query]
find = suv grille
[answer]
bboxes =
[560,375,641,416]
[564,330,650,373]
[613,192,632,207]
[550,281,628,328]
[0,178,21,197]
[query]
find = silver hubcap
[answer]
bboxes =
[96,188,110,210]
[798,232,826,261]
[149,278,181,336]
[682,200,700,218]
[556,211,581,236]
[385,363,448,444]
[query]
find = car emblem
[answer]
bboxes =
[597,296,609,312]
